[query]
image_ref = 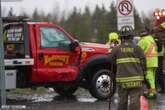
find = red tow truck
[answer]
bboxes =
[3,17,113,100]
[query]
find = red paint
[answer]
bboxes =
[26,22,109,83]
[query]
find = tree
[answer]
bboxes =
[134,8,143,34]
[52,1,60,23]
[101,2,117,43]
[92,5,102,42]
[92,5,108,43]
[108,2,117,32]
[141,11,153,30]
[64,7,82,40]
[8,7,15,17]
[32,8,40,21]
[79,6,92,41]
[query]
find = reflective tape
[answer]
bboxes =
[117,58,140,64]
[161,22,165,29]
[121,81,142,88]
[116,76,144,82]
[145,43,157,57]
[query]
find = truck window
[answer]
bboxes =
[40,27,71,50]
[3,24,25,58]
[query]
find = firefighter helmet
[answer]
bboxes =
[119,26,134,39]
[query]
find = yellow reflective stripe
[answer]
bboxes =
[116,76,144,82]
[117,58,140,64]
[121,81,142,88]
[146,54,158,57]
[161,22,165,29]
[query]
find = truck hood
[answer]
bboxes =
[80,42,109,54]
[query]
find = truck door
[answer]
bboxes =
[33,24,80,82]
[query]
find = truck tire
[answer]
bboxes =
[54,84,78,96]
[89,69,114,100]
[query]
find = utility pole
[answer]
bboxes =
[0,0,6,108]
[0,0,22,109]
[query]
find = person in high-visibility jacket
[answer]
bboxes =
[106,32,120,52]
[138,29,158,99]
[110,26,146,110]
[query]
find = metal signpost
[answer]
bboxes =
[0,0,22,109]
[117,0,135,31]
[0,0,6,109]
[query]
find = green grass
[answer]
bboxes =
[7,87,48,95]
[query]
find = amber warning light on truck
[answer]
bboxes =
[154,9,165,19]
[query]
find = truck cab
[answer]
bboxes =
[3,17,113,100]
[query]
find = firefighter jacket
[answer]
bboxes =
[110,40,146,88]
[138,35,158,68]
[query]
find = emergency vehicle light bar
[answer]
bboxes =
[154,9,165,20]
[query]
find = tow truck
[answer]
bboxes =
[3,17,113,100]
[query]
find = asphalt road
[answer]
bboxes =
[5,88,165,110]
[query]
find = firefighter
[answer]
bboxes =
[138,28,158,99]
[110,26,146,110]
[106,32,120,52]
[154,22,165,93]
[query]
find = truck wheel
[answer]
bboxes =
[89,69,114,100]
[54,84,78,96]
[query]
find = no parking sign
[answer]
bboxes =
[117,0,135,30]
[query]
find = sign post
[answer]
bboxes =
[0,0,6,108]
[117,0,135,31]
[0,0,22,109]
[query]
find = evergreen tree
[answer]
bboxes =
[43,13,53,22]
[92,5,101,42]
[32,8,40,21]
[59,11,66,26]
[134,8,143,34]
[79,6,92,41]
[103,2,117,43]
[64,7,82,40]
[141,11,152,30]
[19,11,28,17]
[8,7,15,17]
[58,2,145,43]
[143,17,152,29]
[108,2,117,32]
[92,5,108,43]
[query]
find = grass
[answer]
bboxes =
[7,87,48,95]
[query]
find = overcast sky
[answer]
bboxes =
[2,0,165,17]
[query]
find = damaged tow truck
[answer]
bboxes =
[3,17,114,100]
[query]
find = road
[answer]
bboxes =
[5,88,165,110]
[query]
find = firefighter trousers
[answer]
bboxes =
[117,86,142,110]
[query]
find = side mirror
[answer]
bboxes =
[70,40,79,51]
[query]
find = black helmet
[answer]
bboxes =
[119,26,134,39]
